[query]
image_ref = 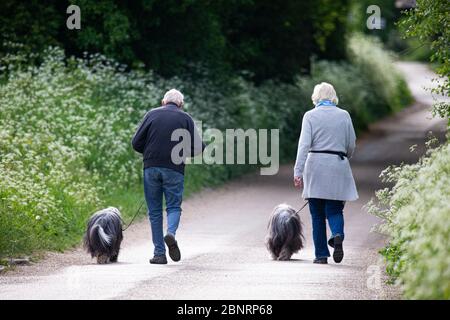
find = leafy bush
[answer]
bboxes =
[367,1,450,299]
[368,140,450,299]
[399,0,450,120]
[0,0,350,82]
[347,34,412,113]
[0,34,410,258]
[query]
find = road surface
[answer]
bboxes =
[0,62,447,300]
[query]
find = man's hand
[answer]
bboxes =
[294,176,303,189]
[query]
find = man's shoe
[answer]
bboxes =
[164,233,181,262]
[313,258,328,264]
[332,235,344,263]
[149,255,167,264]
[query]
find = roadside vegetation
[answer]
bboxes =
[368,140,450,299]
[367,0,449,299]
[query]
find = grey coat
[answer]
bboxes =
[294,105,359,201]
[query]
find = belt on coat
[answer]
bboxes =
[309,150,348,160]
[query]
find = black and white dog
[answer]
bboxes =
[266,204,304,261]
[84,207,123,264]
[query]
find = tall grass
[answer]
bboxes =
[0,34,411,259]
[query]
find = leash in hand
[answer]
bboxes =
[122,199,146,231]
[294,179,308,214]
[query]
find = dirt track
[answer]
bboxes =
[0,62,447,299]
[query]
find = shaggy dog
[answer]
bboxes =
[265,204,304,261]
[84,207,123,264]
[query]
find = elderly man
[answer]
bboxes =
[132,89,204,264]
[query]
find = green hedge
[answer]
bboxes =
[0,34,411,258]
[368,140,450,299]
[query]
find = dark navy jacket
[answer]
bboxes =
[131,103,205,174]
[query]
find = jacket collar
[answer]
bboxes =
[164,102,180,109]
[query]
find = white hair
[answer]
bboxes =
[311,82,339,105]
[162,89,184,107]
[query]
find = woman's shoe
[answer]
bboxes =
[313,258,328,264]
[332,235,344,263]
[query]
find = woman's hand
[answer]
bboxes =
[294,176,303,189]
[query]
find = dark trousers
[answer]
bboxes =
[308,198,345,259]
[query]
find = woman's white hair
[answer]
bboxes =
[311,82,339,105]
[162,89,184,107]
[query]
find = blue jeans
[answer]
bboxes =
[144,167,184,256]
[308,198,345,259]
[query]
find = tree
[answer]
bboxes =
[399,0,450,121]
[220,0,349,82]
[0,0,350,82]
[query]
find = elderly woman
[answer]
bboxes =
[294,82,358,264]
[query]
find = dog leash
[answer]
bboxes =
[123,197,307,230]
[121,200,146,231]
[295,200,309,215]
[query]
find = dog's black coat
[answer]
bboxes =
[84,207,123,264]
[266,204,304,260]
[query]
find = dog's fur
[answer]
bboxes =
[265,204,304,260]
[84,207,123,264]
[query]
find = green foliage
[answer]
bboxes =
[399,0,450,118]
[0,34,409,258]
[368,141,450,299]
[0,0,62,54]
[367,0,450,299]
[69,0,135,63]
[347,0,434,61]
[398,37,432,62]
[347,34,412,113]
[313,0,349,56]
[0,0,349,82]
[219,0,349,82]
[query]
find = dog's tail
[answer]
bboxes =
[91,224,112,248]
[84,223,112,257]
